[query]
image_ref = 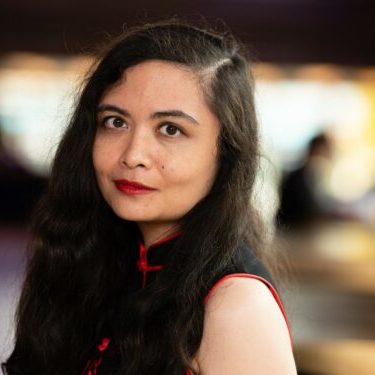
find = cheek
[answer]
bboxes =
[92,137,116,173]
[163,145,218,194]
[92,140,113,189]
[92,147,104,178]
[92,136,102,166]
[197,145,219,192]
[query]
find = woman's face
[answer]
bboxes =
[93,60,220,232]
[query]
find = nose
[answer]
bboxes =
[120,128,152,169]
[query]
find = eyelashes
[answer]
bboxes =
[158,123,183,137]
[101,116,128,129]
[99,116,185,138]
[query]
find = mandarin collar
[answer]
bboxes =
[136,232,180,287]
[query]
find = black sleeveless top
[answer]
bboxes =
[83,234,290,375]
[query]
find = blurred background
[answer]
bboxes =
[1,1,375,374]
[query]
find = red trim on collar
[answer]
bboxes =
[137,242,164,287]
[137,231,181,287]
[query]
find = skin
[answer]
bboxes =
[93,59,297,373]
[194,278,297,374]
[93,60,220,247]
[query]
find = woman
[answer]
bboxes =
[3,19,297,374]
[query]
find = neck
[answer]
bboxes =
[137,221,180,248]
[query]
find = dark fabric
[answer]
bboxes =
[95,237,272,374]
[217,241,272,283]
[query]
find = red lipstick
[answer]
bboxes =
[114,179,156,195]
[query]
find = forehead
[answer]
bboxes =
[125,60,196,84]
[101,60,205,109]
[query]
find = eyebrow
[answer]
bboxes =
[97,104,199,125]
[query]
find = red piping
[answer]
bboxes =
[137,242,164,287]
[137,231,181,287]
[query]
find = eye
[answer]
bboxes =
[159,123,182,137]
[102,116,127,129]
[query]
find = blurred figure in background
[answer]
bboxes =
[276,132,342,231]
[0,124,46,223]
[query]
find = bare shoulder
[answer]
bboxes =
[194,277,297,375]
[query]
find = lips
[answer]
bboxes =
[114,179,156,195]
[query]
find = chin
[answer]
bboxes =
[109,206,155,222]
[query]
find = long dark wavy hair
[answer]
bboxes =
[4,19,268,375]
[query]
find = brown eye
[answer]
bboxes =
[103,116,127,129]
[159,123,182,137]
